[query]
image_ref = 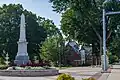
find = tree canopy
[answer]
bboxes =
[0,4,57,62]
[50,0,120,63]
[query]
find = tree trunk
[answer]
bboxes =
[99,39,102,65]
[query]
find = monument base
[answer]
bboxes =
[14,55,29,66]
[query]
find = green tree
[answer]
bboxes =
[108,52,119,64]
[37,17,58,37]
[50,0,120,64]
[40,35,59,66]
[40,26,65,66]
[50,0,103,65]
[105,1,120,58]
[0,4,56,62]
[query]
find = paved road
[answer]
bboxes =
[0,76,56,80]
[0,67,102,80]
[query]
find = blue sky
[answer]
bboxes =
[0,0,61,28]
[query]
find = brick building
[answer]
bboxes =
[64,41,92,66]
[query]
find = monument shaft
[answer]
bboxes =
[19,14,26,42]
[14,13,29,66]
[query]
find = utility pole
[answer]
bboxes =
[102,0,120,71]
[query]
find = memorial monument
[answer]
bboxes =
[14,13,29,66]
[0,13,58,77]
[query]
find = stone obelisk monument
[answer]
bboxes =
[14,13,29,66]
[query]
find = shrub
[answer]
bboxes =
[20,61,50,67]
[0,65,9,70]
[0,57,5,65]
[57,73,75,80]
[82,77,96,80]
[108,54,119,64]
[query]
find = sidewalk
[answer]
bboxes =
[98,73,110,80]
[107,65,120,80]
[107,69,120,80]
[59,67,101,80]
[98,65,120,80]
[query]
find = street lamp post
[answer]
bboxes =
[103,7,107,71]
[103,0,120,71]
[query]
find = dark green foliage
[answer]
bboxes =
[108,52,119,64]
[0,65,9,70]
[50,0,120,60]
[0,4,56,62]
[37,17,58,37]
[109,55,119,64]
[50,0,103,44]
[0,57,5,65]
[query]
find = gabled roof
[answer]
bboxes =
[66,41,80,54]
[66,41,92,55]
